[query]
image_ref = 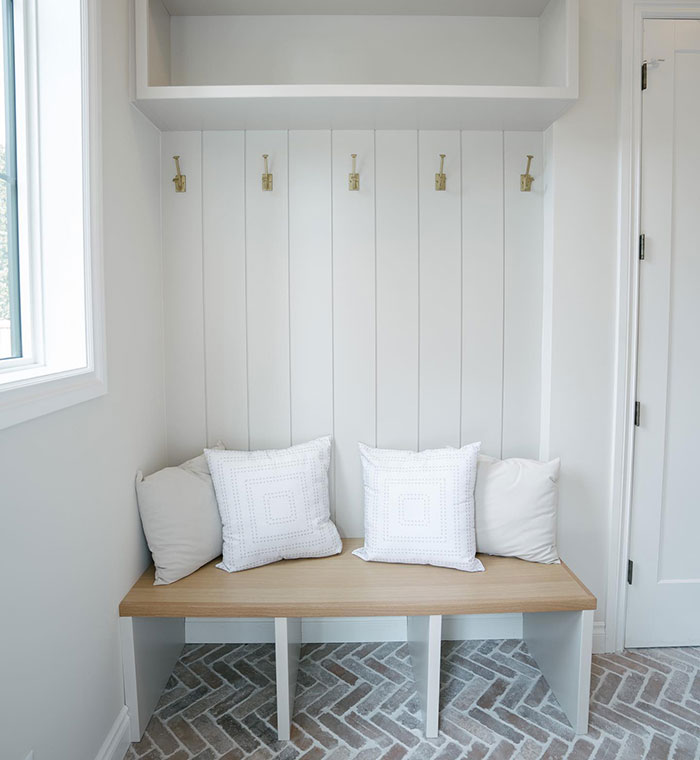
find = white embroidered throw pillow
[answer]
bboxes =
[205,436,342,572]
[353,442,484,572]
[475,455,561,564]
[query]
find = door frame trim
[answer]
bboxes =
[609,0,700,653]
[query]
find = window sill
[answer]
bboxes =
[0,365,107,431]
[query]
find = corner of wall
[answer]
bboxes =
[539,125,555,462]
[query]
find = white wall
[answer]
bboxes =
[0,2,166,759]
[161,129,544,538]
[542,0,620,629]
[169,15,541,86]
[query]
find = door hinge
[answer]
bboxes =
[634,401,641,426]
[642,62,648,90]
[627,559,634,585]
[639,233,646,260]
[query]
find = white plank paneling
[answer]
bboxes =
[375,131,419,451]
[202,131,248,450]
[288,131,333,446]
[502,132,543,459]
[245,131,291,450]
[162,129,546,533]
[332,131,376,537]
[288,131,335,516]
[161,132,207,463]
[461,131,504,457]
[418,131,463,450]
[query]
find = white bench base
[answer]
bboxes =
[524,609,594,734]
[120,617,185,741]
[407,614,442,738]
[120,609,593,742]
[274,617,302,740]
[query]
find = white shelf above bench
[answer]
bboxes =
[133,0,579,130]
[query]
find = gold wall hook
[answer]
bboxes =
[172,155,186,193]
[262,154,273,191]
[520,155,534,192]
[348,154,360,191]
[435,154,446,191]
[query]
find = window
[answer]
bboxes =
[0,0,105,430]
[0,0,19,362]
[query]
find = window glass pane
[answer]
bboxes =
[0,0,19,361]
[0,178,11,360]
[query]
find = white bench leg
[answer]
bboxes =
[274,617,302,740]
[120,617,185,741]
[523,609,594,734]
[407,614,442,738]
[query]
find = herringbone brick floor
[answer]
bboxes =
[125,640,700,760]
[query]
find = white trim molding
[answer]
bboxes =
[94,707,130,760]
[0,0,107,430]
[593,622,606,654]
[607,0,700,654]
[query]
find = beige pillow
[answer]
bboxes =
[136,444,225,585]
[475,454,561,564]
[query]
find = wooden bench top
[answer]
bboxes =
[120,539,596,618]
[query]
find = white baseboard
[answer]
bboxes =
[592,622,607,654]
[95,706,130,760]
[186,614,523,645]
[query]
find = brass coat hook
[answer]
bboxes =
[262,154,273,191]
[172,155,186,193]
[520,155,534,192]
[348,154,359,191]
[435,154,446,191]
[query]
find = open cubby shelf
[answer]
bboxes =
[134,0,578,130]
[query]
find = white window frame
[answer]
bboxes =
[0,0,106,430]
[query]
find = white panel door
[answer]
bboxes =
[626,19,700,646]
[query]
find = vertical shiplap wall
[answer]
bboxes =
[161,130,543,536]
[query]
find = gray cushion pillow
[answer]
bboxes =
[135,444,224,585]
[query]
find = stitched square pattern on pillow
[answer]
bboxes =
[205,436,342,572]
[353,442,484,572]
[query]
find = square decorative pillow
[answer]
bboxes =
[475,455,561,564]
[205,436,342,572]
[136,443,225,585]
[353,442,484,572]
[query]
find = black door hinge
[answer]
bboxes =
[639,234,646,260]
[642,62,648,90]
[627,559,634,585]
[634,401,641,427]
